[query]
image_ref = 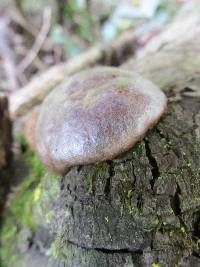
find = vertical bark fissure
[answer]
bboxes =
[170,184,181,217]
[104,161,114,199]
[144,138,160,190]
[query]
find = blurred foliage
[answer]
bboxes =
[0,138,45,267]
[0,0,185,60]
[17,0,100,57]
[0,135,60,267]
[102,0,180,41]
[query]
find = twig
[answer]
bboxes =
[10,4,38,37]
[18,7,52,73]
[13,0,26,20]
[0,16,19,91]
[10,29,137,119]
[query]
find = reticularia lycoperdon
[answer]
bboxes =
[36,67,167,174]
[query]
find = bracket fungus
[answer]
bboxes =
[36,67,167,174]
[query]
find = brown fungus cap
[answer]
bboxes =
[36,67,167,174]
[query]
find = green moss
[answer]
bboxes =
[128,204,135,215]
[87,172,94,194]
[133,142,144,157]
[87,163,108,194]
[0,142,45,267]
[104,216,109,224]
[168,208,174,215]
[50,231,96,265]
[122,172,130,181]
[120,204,124,217]
[50,231,74,264]
[152,264,161,267]
[164,140,172,150]
[50,231,66,260]
[33,172,60,227]
[118,186,137,218]
[143,217,162,233]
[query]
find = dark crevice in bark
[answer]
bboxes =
[137,193,143,212]
[70,206,74,219]
[27,235,34,249]
[180,87,195,96]
[192,251,200,259]
[171,184,181,216]
[67,239,143,254]
[144,139,160,190]
[192,212,200,239]
[131,162,137,186]
[104,161,114,199]
[104,176,111,199]
[77,165,83,173]
[150,234,154,251]
[95,247,142,254]
[67,184,72,195]
[60,177,65,191]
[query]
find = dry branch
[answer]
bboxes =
[122,11,200,96]
[18,7,52,73]
[10,30,137,119]
[0,16,19,91]
[10,2,37,37]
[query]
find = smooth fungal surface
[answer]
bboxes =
[36,67,167,173]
